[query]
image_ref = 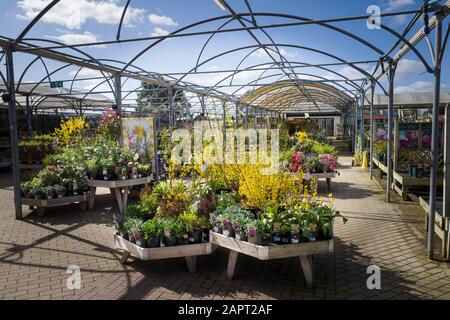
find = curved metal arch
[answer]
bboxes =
[15,0,61,44]
[122,11,387,74]
[29,63,71,94]
[176,43,388,95]
[203,57,362,97]
[16,56,52,92]
[22,38,116,95]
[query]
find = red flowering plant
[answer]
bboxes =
[98,107,122,140]
[290,152,305,173]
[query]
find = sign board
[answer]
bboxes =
[121,117,157,174]
[50,81,63,88]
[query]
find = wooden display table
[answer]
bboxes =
[22,194,88,216]
[88,175,153,214]
[209,232,334,288]
[114,234,216,272]
[372,156,443,200]
[292,172,336,190]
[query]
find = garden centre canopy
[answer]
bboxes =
[364,92,450,108]
[0,0,449,259]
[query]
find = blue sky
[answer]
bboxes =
[0,0,449,106]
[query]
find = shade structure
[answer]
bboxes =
[240,81,354,114]
[364,92,450,109]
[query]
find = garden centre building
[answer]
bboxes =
[0,0,450,301]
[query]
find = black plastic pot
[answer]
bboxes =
[164,237,177,247]
[188,229,203,244]
[234,230,247,241]
[147,238,160,248]
[202,228,210,242]
[223,228,235,238]
[281,233,291,244]
[135,239,147,248]
[178,237,190,246]
[213,226,223,234]
[291,233,300,244]
[272,232,282,244]
[119,230,129,240]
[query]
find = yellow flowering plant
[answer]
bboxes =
[52,117,89,145]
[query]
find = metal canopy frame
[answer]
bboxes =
[0,0,449,260]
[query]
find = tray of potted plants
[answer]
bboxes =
[112,180,220,272]
[20,165,89,216]
[208,197,346,287]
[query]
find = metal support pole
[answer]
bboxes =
[245,105,249,129]
[254,107,257,129]
[4,47,22,219]
[354,99,358,156]
[387,63,396,203]
[114,74,122,113]
[360,92,365,161]
[168,88,173,130]
[201,95,206,118]
[235,102,239,129]
[369,83,375,179]
[427,10,443,260]
[443,104,450,260]
[26,95,32,137]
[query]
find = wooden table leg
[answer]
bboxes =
[114,188,124,214]
[185,256,197,273]
[326,178,331,190]
[88,187,97,210]
[226,250,239,280]
[120,251,130,264]
[110,188,116,199]
[299,255,313,289]
[122,187,129,212]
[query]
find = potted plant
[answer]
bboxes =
[210,213,223,234]
[280,225,292,244]
[198,216,211,242]
[137,164,151,178]
[44,186,55,199]
[247,220,263,245]
[180,212,203,244]
[85,159,98,180]
[290,224,300,244]
[99,159,114,180]
[114,214,128,240]
[162,219,178,247]
[143,219,162,248]
[124,218,144,245]
[232,216,249,241]
[222,215,235,238]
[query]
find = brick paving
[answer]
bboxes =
[1,155,450,300]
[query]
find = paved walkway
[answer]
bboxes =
[0,155,449,300]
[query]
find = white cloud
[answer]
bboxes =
[68,68,111,93]
[395,58,426,79]
[45,31,104,46]
[151,27,170,37]
[384,0,415,12]
[395,81,447,93]
[17,0,145,29]
[250,48,298,60]
[325,64,375,81]
[148,14,178,26]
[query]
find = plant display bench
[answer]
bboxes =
[392,172,443,201]
[209,232,334,288]
[22,194,88,216]
[88,175,153,214]
[371,157,388,179]
[114,234,216,272]
[303,172,336,190]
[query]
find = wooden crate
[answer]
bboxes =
[114,234,217,273]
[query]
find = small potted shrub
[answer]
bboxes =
[233,219,248,241]
[198,216,211,242]
[44,186,55,199]
[21,181,33,198]
[143,219,162,248]
[280,225,292,244]
[180,212,203,244]
[54,185,66,198]
[162,219,178,247]
[272,222,282,244]
[247,220,263,245]
[114,214,128,240]
[222,216,235,238]
[124,218,143,244]
[290,224,300,244]
[210,213,223,234]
